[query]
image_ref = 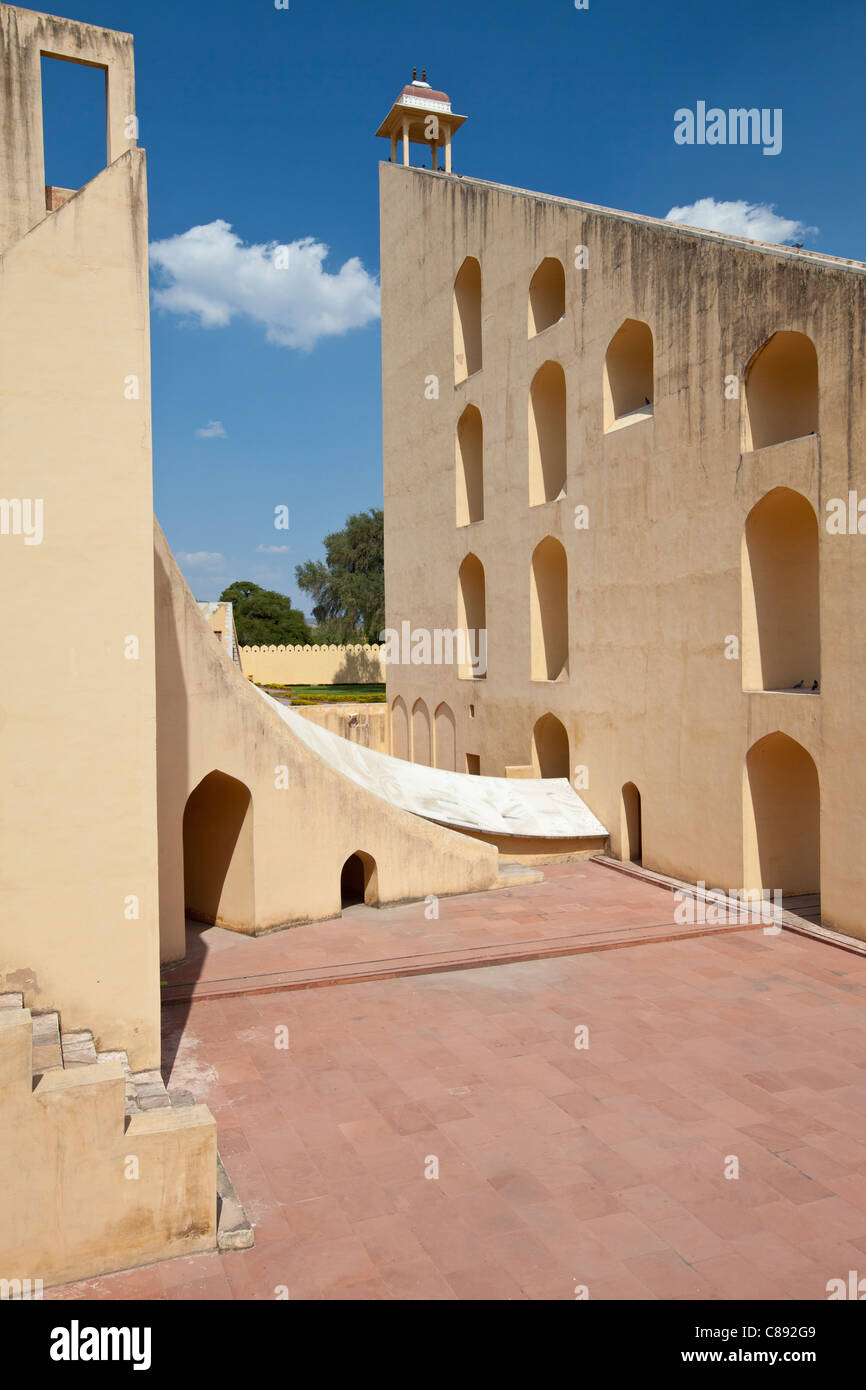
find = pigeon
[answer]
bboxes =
[644,396,650,405]
[792,679,804,689]
[812,680,819,692]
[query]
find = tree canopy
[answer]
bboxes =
[219,581,311,647]
[295,508,384,644]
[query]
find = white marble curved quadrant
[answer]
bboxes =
[259,690,607,840]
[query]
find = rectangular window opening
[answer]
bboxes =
[41,54,108,200]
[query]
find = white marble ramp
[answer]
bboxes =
[260,690,607,841]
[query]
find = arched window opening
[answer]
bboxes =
[531,713,570,778]
[741,488,820,692]
[457,553,487,680]
[530,537,568,681]
[603,319,654,432]
[528,257,565,337]
[528,360,567,505]
[456,404,484,526]
[453,256,482,383]
[744,331,818,451]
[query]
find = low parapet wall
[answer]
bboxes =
[240,643,385,685]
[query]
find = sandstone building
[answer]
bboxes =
[379,78,866,940]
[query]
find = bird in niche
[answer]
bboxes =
[812,679,820,692]
[792,679,804,689]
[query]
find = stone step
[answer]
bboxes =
[130,1068,172,1113]
[25,1006,214,1121]
[61,1030,97,1068]
[31,1011,63,1074]
[0,992,24,1010]
[494,861,545,889]
[96,1050,138,1115]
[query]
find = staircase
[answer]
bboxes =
[3,993,198,1118]
[0,992,252,1258]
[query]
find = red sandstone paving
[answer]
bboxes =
[47,864,866,1301]
[161,861,700,993]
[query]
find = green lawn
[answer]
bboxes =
[261,683,386,705]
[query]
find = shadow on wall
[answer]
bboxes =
[333,647,384,683]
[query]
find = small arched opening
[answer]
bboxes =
[340,850,379,909]
[621,782,642,865]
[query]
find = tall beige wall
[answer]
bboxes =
[241,643,385,685]
[0,14,160,1067]
[380,162,866,938]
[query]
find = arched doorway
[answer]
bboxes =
[434,702,457,771]
[183,770,254,931]
[744,733,819,907]
[412,698,432,766]
[340,851,379,909]
[621,782,642,865]
[391,695,409,759]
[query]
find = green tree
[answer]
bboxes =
[219,580,311,647]
[295,508,384,644]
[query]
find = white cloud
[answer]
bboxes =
[664,198,817,245]
[150,220,380,351]
[257,543,290,554]
[195,420,226,439]
[177,551,226,570]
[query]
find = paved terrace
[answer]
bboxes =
[50,862,866,1300]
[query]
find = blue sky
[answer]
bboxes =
[41,0,865,611]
